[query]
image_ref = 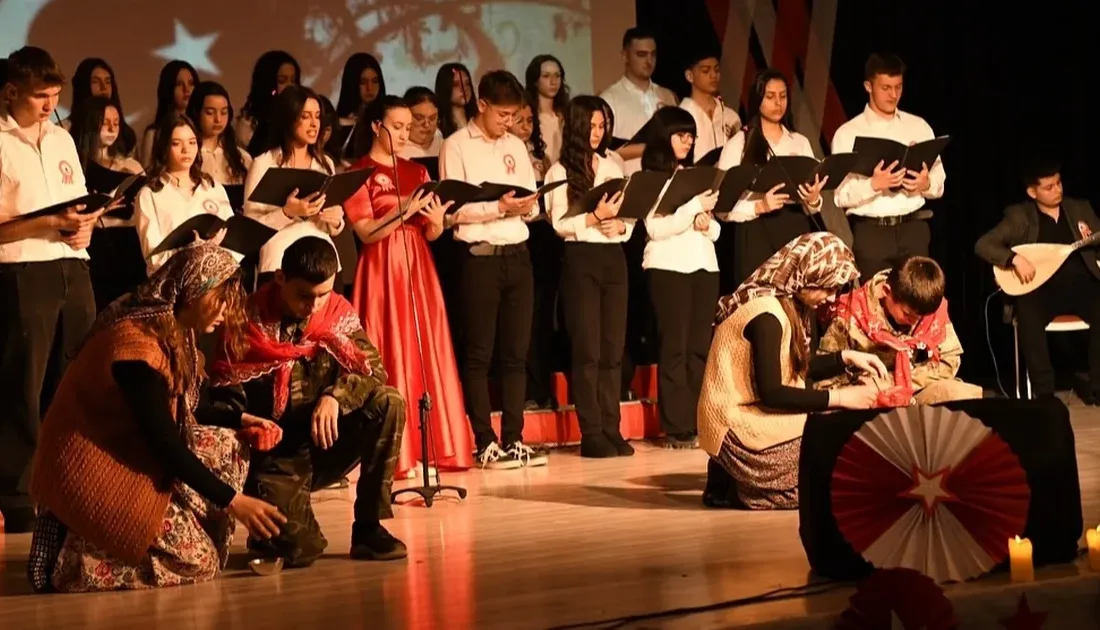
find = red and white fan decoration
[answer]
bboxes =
[831,406,1030,583]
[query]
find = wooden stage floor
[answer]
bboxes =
[1,397,1098,630]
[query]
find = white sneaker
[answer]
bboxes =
[505,441,549,467]
[476,442,523,470]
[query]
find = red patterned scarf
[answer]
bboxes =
[831,274,950,406]
[208,282,372,419]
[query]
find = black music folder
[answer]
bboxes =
[410,180,484,214]
[561,178,628,219]
[223,183,245,211]
[749,153,860,194]
[608,119,653,151]
[617,170,673,219]
[653,166,724,216]
[475,180,567,202]
[852,135,950,174]
[247,166,374,208]
[147,213,277,259]
[411,156,440,181]
[85,163,145,199]
[694,147,724,167]
[712,164,761,216]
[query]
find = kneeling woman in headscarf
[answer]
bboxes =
[697,232,887,510]
[28,241,286,592]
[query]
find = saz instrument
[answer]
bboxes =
[993,230,1100,296]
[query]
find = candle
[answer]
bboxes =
[1008,535,1034,582]
[1087,526,1100,571]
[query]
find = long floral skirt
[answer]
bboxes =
[29,425,249,593]
[714,430,802,510]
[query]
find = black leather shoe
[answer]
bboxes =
[579,434,618,458]
[350,523,407,561]
[604,431,635,456]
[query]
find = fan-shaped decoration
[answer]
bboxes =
[834,567,957,630]
[831,406,1030,582]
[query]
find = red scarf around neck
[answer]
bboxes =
[831,280,950,407]
[208,282,372,419]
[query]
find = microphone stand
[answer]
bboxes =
[378,126,466,507]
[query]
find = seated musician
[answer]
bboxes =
[975,160,1100,402]
[209,237,407,566]
[698,233,883,510]
[817,256,983,406]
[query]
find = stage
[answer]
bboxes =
[1,395,1098,629]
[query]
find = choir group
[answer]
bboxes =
[2,22,1094,593]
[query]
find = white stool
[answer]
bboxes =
[1013,315,1090,399]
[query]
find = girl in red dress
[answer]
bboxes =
[344,95,472,477]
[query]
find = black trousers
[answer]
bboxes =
[245,386,406,566]
[0,260,96,513]
[525,220,563,405]
[561,243,629,438]
[850,218,930,278]
[1015,279,1100,396]
[460,246,534,450]
[648,269,720,437]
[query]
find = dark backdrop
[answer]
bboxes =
[636,0,1100,390]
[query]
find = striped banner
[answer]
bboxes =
[705,0,846,156]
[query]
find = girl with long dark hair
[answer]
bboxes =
[546,95,634,457]
[641,107,720,449]
[433,63,475,138]
[138,60,198,167]
[716,69,828,286]
[524,54,569,166]
[343,95,471,478]
[328,53,386,162]
[186,81,251,187]
[237,51,301,154]
[67,58,137,156]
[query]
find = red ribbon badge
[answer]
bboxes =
[503,154,516,175]
[203,199,219,214]
[58,161,73,185]
[1079,221,1092,239]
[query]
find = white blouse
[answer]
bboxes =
[545,153,634,243]
[135,176,234,274]
[716,128,815,223]
[398,129,443,159]
[200,142,254,185]
[642,178,720,274]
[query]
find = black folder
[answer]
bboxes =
[85,163,145,201]
[617,170,672,219]
[411,157,440,181]
[410,180,485,214]
[852,135,950,174]
[562,178,629,219]
[712,164,761,216]
[608,119,653,151]
[18,193,113,222]
[147,213,277,259]
[653,167,723,216]
[749,153,860,194]
[694,147,723,167]
[223,183,245,211]
[474,180,567,202]
[247,166,375,209]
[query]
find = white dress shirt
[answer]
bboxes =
[439,121,539,245]
[0,114,90,263]
[545,153,634,243]
[135,176,235,274]
[717,128,816,222]
[398,129,443,159]
[243,149,342,272]
[680,96,741,164]
[600,76,678,174]
[200,142,254,185]
[643,179,720,273]
[830,105,946,218]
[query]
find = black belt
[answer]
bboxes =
[467,242,528,257]
[851,209,933,227]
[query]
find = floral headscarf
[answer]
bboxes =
[91,242,240,411]
[716,232,859,326]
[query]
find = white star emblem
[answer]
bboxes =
[900,467,956,515]
[153,20,220,76]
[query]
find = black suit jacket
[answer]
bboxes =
[974,198,1100,282]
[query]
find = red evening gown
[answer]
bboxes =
[345,155,473,475]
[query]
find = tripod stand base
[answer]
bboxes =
[391,484,467,508]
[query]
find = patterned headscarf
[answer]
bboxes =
[716,232,859,325]
[91,242,240,410]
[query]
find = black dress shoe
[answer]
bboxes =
[604,431,635,456]
[579,434,618,458]
[2,506,37,534]
[350,523,407,561]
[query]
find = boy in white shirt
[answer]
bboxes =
[439,70,548,470]
[679,51,740,164]
[0,47,104,533]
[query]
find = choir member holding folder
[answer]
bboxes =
[717,69,830,286]
[831,53,947,276]
[546,95,635,458]
[242,86,347,286]
[135,114,234,274]
[343,95,472,478]
[0,48,108,533]
[439,70,550,470]
[641,107,720,449]
[186,81,252,200]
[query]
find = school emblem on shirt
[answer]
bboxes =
[202,199,219,214]
[58,161,73,185]
[1079,221,1092,239]
[503,154,516,175]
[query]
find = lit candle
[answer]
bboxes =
[1008,535,1034,582]
[1087,526,1100,571]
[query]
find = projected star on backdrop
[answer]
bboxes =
[154,20,220,75]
